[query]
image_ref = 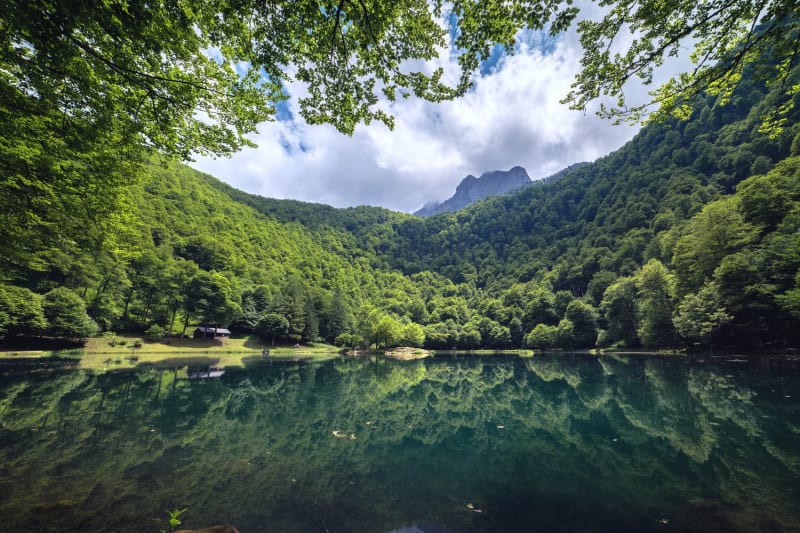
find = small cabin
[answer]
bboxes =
[193,326,231,339]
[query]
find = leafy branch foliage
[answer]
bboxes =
[567,0,800,134]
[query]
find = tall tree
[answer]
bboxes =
[42,288,99,340]
[600,277,640,347]
[180,271,240,335]
[256,313,290,346]
[323,288,354,342]
[274,278,308,342]
[673,283,732,346]
[672,198,757,294]
[563,300,598,348]
[0,285,47,338]
[635,259,678,347]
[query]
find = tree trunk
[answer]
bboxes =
[140,290,154,327]
[92,276,109,307]
[122,285,136,319]
[169,305,178,333]
[182,312,191,337]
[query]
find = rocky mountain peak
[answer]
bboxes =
[415,166,531,217]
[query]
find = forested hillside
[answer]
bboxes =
[2,59,799,352]
[0,156,440,347]
[210,59,800,352]
[357,63,799,351]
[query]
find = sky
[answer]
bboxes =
[191,12,657,214]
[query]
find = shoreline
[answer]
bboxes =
[2,334,799,372]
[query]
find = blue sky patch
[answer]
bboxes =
[278,133,293,154]
[480,44,507,76]
[475,30,561,78]
[447,12,460,43]
[275,99,293,122]
[516,30,560,55]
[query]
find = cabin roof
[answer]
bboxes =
[195,326,231,334]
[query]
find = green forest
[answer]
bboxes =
[3,59,800,352]
[2,3,800,353]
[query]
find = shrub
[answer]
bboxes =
[145,324,166,341]
[335,332,362,347]
[525,323,558,349]
[42,288,99,339]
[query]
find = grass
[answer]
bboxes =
[0,338,552,371]
[0,334,343,370]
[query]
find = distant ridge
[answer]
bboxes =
[415,166,531,217]
[539,162,590,184]
[414,163,589,217]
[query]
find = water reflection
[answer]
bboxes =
[187,365,226,379]
[0,354,799,532]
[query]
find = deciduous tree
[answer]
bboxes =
[42,287,99,339]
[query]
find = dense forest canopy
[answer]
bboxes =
[5,0,795,140]
[3,53,799,351]
[1,3,799,351]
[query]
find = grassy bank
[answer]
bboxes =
[0,334,342,370]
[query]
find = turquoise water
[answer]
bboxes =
[1,354,799,532]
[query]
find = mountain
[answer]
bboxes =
[414,166,531,217]
[3,50,800,352]
[373,63,800,349]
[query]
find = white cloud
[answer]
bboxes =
[191,9,688,214]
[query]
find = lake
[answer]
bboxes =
[1,353,799,532]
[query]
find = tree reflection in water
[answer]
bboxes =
[0,354,798,532]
